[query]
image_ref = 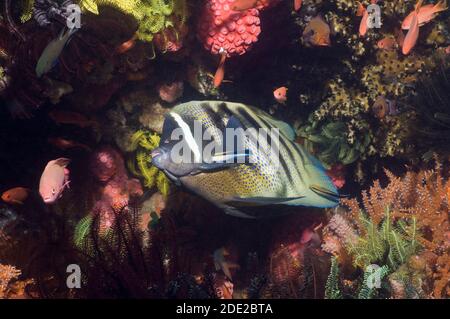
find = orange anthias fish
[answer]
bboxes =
[231,0,258,11]
[273,86,288,104]
[232,0,302,11]
[402,0,447,30]
[49,110,97,128]
[302,16,331,47]
[395,28,406,47]
[214,50,227,88]
[377,36,397,50]
[403,0,422,55]
[357,0,378,37]
[48,137,92,152]
[116,33,137,54]
[39,158,71,204]
[1,187,30,205]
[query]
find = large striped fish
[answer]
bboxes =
[151,101,339,218]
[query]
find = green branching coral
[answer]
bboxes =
[357,265,390,299]
[128,130,170,197]
[325,256,342,299]
[347,208,420,270]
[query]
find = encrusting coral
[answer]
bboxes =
[0,264,21,298]
[293,0,450,180]
[0,263,32,299]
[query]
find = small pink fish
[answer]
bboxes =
[402,0,447,30]
[273,86,288,104]
[358,0,378,37]
[214,51,227,88]
[377,37,397,50]
[403,0,422,55]
[231,0,258,11]
[2,187,30,205]
[302,16,331,47]
[48,137,91,152]
[39,158,71,204]
[395,28,406,47]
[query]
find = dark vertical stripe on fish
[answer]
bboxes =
[256,117,296,187]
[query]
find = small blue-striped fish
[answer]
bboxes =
[151,101,339,218]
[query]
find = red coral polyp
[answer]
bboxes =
[198,0,261,57]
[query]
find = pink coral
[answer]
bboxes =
[90,146,143,233]
[158,81,184,103]
[90,146,119,182]
[197,0,262,57]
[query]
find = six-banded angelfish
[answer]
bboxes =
[151,101,339,218]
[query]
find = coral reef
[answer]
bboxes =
[297,119,370,169]
[408,65,450,161]
[79,0,189,48]
[0,263,34,299]
[0,264,21,298]
[289,0,450,181]
[323,161,450,298]
[157,80,184,103]
[1,0,450,301]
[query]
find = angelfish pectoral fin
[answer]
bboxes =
[228,195,305,207]
[164,170,181,186]
[223,206,257,219]
[309,184,341,202]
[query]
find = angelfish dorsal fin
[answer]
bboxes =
[257,113,296,141]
